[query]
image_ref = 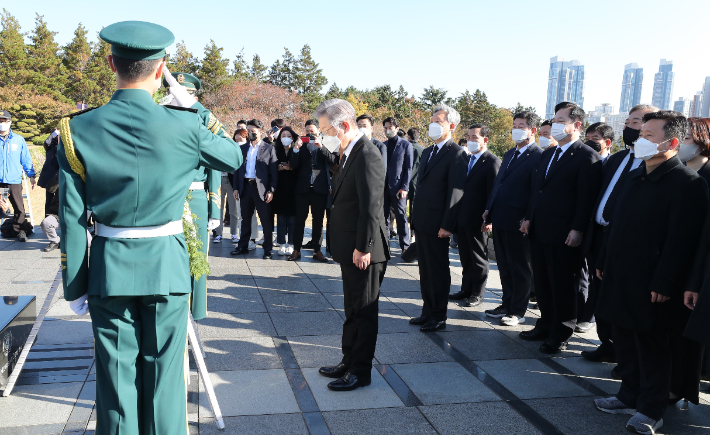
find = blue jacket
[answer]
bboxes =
[1,129,35,184]
[385,136,413,195]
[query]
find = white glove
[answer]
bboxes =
[163,66,195,108]
[158,94,175,106]
[207,219,220,231]
[69,294,89,316]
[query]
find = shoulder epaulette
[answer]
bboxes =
[164,105,198,114]
[59,116,86,182]
[65,106,99,119]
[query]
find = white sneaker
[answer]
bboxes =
[626,412,663,435]
[500,315,525,326]
[213,235,222,243]
[256,237,265,246]
[273,241,281,247]
[248,240,257,250]
[594,397,636,415]
[278,245,288,256]
[231,235,239,243]
[286,245,294,255]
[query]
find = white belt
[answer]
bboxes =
[190,182,205,190]
[95,221,183,239]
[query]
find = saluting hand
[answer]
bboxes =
[684,291,699,310]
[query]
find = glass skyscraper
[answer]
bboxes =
[619,63,643,113]
[651,59,674,110]
[545,56,585,119]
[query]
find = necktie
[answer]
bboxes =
[429,145,439,162]
[507,150,520,170]
[467,155,476,175]
[546,147,563,178]
[602,154,636,222]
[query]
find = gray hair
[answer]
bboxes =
[312,99,357,129]
[432,103,461,128]
[629,104,659,114]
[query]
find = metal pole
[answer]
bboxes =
[187,314,224,430]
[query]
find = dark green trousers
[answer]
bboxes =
[89,294,189,435]
[187,191,208,320]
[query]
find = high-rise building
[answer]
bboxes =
[691,92,703,117]
[673,98,692,117]
[545,56,585,119]
[651,59,674,110]
[701,77,710,117]
[619,63,643,113]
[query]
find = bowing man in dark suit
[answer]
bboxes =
[314,99,390,392]
[594,111,708,435]
[580,106,658,363]
[484,111,542,326]
[232,119,278,259]
[448,124,500,308]
[409,104,468,332]
[519,102,602,353]
[382,117,413,252]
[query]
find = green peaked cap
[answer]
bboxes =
[100,21,174,60]
[162,72,201,91]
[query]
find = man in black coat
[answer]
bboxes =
[314,99,390,392]
[594,110,708,435]
[580,105,658,363]
[407,128,424,212]
[288,119,339,262]
[483,111,542,326]
[409,104,468,332]
[520,102,602,353]
[231,119,278,259]
[356,114,387,174]
[382,117,413,252]
[448,124,500,308]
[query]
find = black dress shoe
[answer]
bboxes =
[327,372,371,391]
[230,247,249,256]
[409,315,429,325]
[448,291,467,300]
[519,328,547,341]
[44,242,59,252]
[420,320,446,332]
[610,365,621,380]
[461,296,482,307]
[319,363,349,379]
[303,240,315,249]
[263,252,272,259]
[581,346,616,363]
[539,340,568,354]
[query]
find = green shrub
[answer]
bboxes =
[19,110,37,117]
[22,119,37,125]
[15,131,33,139]
[15,122,28,128]
[32,134,49,146]
[20,104,32,110]
[10,104,20,111]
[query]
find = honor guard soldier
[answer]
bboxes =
[57,21,242,434]
[161,71,227,320]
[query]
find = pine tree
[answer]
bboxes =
[293,45,327,111]
[0,9,29,87]
[62,23,93,105]
[167,40,199,75]
[249,54,268,83]
[198,40,230,91]
[268,47,296,90]
[232,48,250,80]
[420,86,447,109]
[26,14,67,99]
[324,82,343,100]
[84,32,114,106]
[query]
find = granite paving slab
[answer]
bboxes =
[288,334,343,368]
[438,330,537,361]
[35,318,94,345]
[199,414,309,435]
[374,333,454,365]
[392,362,500,405]
[196,312,277,338]
[0,382,84,427]
[260,289,333,313]
[420,402,544,435]
[270,311,344,336]
[302,367,403,411]
[323,407,437,434]
[199,337,282,371]
[206,289,267,314]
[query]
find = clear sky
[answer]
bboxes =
[7,0,710,116]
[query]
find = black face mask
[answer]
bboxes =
[585,140,602,153]
[623,126,640,147]
[248,132,258,142]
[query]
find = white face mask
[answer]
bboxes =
[281,137,293,146]
[511,129,528,143]
[0,122,10,132]
[359,127,372,137]
[428,123,444,140]
[550,123,570,141]
[538,136,551,150]
[677,142,700,163]
[322,134,341,152]
[633,137,671,161]
[235,139,247,145]
[467,141,481,154]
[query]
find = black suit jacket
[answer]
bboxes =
[409,141,424,199]
[526,140,602,245]
[486,144,543,231]
[290,143,339,195]
[411,139,468,235]
[684,210,710,345]
[385,136,413,195]
[597,156,709,332]
[330,135,390,265]
[235,141,278,200]
[458,150,501,230]
[372,139,388,175]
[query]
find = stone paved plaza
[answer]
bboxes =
[1,228,708,435]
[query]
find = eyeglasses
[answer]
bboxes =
[322,125,338,136]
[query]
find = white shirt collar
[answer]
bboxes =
[516,142,533,154]
[343,132,364,160]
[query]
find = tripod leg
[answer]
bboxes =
[187,317,225,430]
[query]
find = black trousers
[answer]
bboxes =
[581,224,613,349]
[457,225,488,299]
[416,231,451,321]
[238,183,273,253]
[293,188,327,251]
[341,261,386,379]
[614,325,671,421]
[530,240,580,342]
[493,228,532,317]
[0,183,25,233]
[383,190,410,250]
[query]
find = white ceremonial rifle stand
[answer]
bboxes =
[188,311,225,430]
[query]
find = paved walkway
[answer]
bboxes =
[0,229,708,435]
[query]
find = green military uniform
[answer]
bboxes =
[162,72,227,320]
[57,21,242,435]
